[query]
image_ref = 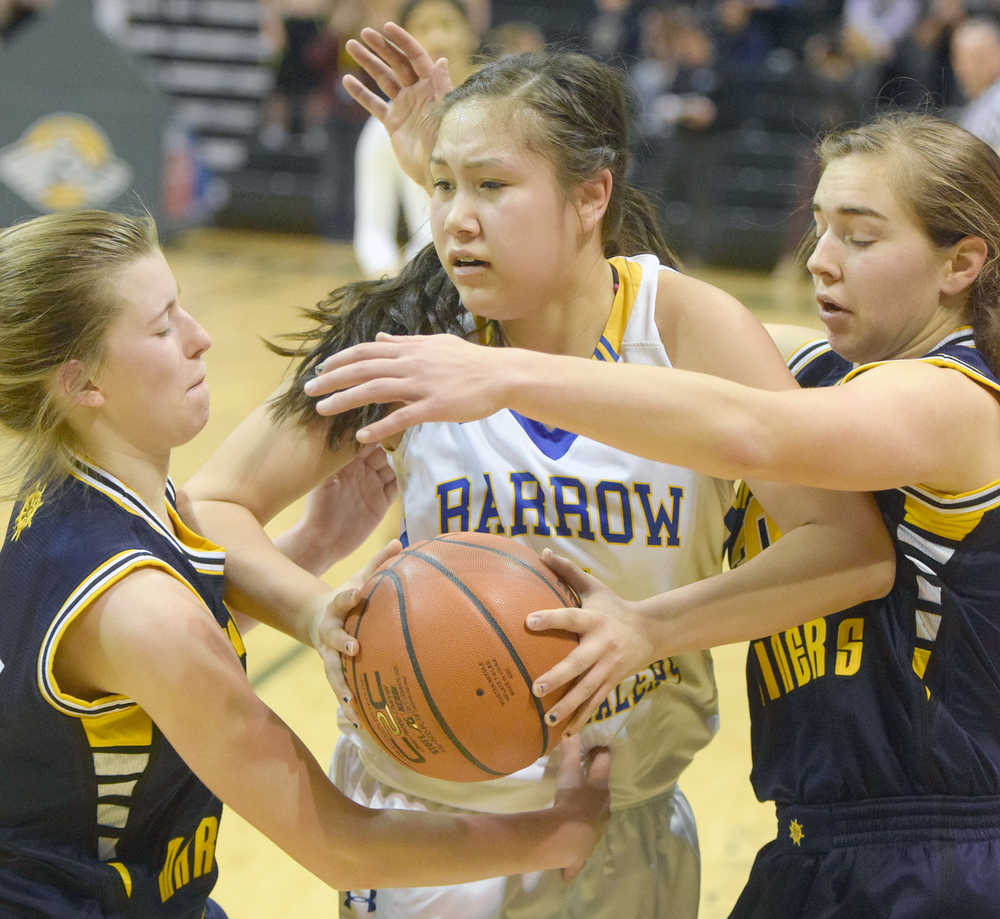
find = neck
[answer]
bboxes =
[501,256,616,358]
[76,437,172,526]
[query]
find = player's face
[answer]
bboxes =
[429,99,584,323]
[806,153,957,365]
[92,249,212,454]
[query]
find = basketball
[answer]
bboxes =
[341,532,580,782]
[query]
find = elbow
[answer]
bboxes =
[714,416,780,481]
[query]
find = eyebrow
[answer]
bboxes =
[811,202,889,220]
[429,154,509,169]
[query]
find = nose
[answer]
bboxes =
[441,188,479,240]
[806,229,841,283]
[179,308,212,358]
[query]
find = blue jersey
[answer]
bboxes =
[0,460,244,918]
[725,328,1000,804]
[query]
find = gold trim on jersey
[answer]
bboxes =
[602,256,643,358]
[901,479,1000,542]
[38,553,234,718]
[69,462,226,577]
[785,337,834,377]
[107,860,133,898]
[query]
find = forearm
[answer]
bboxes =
[206,697,584,890]
[635,518,895,655]
[499,348,782,481]
[194,498,332,644]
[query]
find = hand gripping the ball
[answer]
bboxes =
[529,550,657,736]
[309,538,403,724]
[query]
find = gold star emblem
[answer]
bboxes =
[788,818,805,847]
[12,486,45,541]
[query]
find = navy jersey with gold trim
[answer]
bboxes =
[0,460,245,918]
[725,329,1000,804]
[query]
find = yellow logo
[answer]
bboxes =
[0,114,133,211]
[788,818,805,847]
[12,486,44,541]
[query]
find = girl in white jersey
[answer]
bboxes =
[187,25,893,919]
[309,111,1000,919]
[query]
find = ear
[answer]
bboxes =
[56,359,104,408]
[941,235,989,298]
[573,168,613,236]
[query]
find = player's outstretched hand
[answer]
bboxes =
[528,550,656,735]
[342,21,453,187]
[309,538,402,723]
[293,444,398,568]
[552,734,611,882]
[304,332,510,443]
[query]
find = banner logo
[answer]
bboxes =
[0,113,132,210]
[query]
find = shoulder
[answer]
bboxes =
[652,269,792,385]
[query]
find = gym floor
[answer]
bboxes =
[3,229,822,917]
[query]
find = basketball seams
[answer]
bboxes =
[405,549,551,762]
[348,565,517,777]
[425,534,578,609]
[344,532,577,781]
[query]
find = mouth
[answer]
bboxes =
[450,254,490,273]
[816,294,848,316]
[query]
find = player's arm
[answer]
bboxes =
[523,278,896,728]
[183,398,369,641]
[57,569,610,889]
[305,310,995,493]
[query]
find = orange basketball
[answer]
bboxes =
[341,532,579,782]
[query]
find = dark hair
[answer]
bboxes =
[802,112,1000,374]
[270,50,680,445]
[268,244,471,447]
[444,50,679,266]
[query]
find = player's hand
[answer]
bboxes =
[528,550,655,735]
[304,332,511,442]
[308,539,402,722]
[551,734,611,882]
[342,21,452,187]
[288,445,398,572]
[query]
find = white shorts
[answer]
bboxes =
[333,736,700,919]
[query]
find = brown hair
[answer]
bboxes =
[806,112,1000,373]
[0,209,158,499]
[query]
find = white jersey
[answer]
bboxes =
[340,254,729,813]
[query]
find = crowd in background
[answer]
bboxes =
[2,0,999,268]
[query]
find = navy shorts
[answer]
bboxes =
[729,796,1000,919]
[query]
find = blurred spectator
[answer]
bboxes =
[302,0,396,238]
[586,0,644,63]
[950,14,1000,150]
[839,0,922,105]
[631,6,720,142]
[890,0,967,107]
[258,0,332,151]
[353,0,480,277]
[630,4,721,223]
[482,19,545,58]
[708,0,773,75]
